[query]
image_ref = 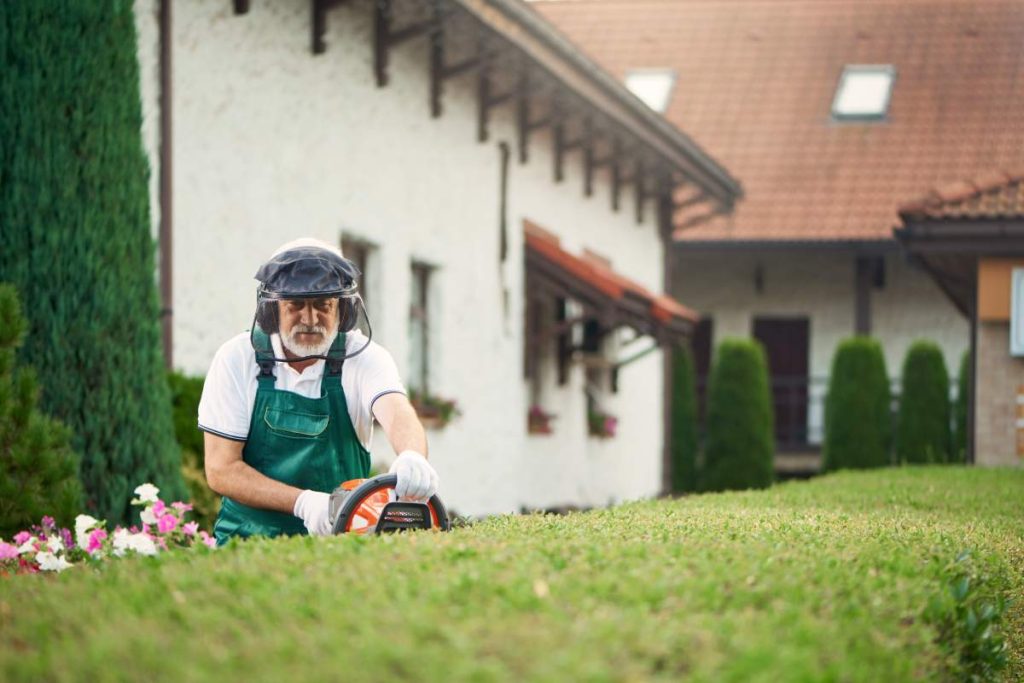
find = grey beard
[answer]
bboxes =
[281,325,338,357]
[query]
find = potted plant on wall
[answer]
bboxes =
[587,407,618,439]
[408,388,461,430]
[527,405,557,435]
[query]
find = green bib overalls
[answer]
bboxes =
[213,330,370,545]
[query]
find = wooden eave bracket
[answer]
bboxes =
[312,0,349,54]
[374,0,456,87]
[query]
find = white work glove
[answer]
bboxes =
[293,490,332,536]
[389,450,439,501]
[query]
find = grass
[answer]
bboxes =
[1,466,1022,682]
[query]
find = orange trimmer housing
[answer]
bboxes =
[328,473,451,535]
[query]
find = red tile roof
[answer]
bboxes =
[535,0,1024,243]
[899,170,1024,221]
[524,220,698,325]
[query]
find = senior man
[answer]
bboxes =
[198,238,438,545]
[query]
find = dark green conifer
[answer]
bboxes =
[0,285,84,537]
[702,339,774,492]
[0,2,185,523]
[822,338,892,471]
[952,351,970,464]
[669,344,699,494]
[895,341,951,464]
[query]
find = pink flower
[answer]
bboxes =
[0,543,19,560]
[152,500,166,517]
[86,529,108,554]
[182,522,199,537]
[41,516,55,529]
[13,531,31,545]
[157,514,178,534]
[199,531,216,549]
[171,501,193,512]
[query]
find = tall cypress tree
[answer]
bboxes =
[669,344,699,494]
[895,341,951,464]
[702,339,774,492]
[822,337,892,471]
[0,1,185,523]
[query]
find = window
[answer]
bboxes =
[624,69,676,113]
[341,235,374,311]
[409,261,433,392]
[831,65,895,120]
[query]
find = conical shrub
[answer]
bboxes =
[822,337,892,471]
[670,344,699,494]
[952,351,970,464]
[0,285,84,537]
[0,2,186,523]
[702,339,774,491]
[895,341,951,464]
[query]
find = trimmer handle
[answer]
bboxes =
[329,473,451,535]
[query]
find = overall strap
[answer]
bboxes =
[251,328,277,384]
[325,332,347,380]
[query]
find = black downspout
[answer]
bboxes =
[159,0,174,368]
[658,189,675,495]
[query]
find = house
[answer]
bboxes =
[131,0,741,514]
[897,172,1024,466]
[537,0,1024,468]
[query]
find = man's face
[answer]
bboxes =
[278,298,340,357]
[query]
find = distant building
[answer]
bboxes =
[897,173,1024,466]
[132,0,741,514]
[538,0,1024,468]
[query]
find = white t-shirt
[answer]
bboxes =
[197,330,405,450]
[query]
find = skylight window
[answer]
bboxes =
[624,69,676,113]
[831,65,896,120]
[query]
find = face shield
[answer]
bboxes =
[250,245,372,364]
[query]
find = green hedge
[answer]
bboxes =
[702,339,774,491]
[0,2,186,523]
[896,341,951,464]
[0,285,83,537]
[822,337,892,471]
[953,351,970,464]
[2,468,1020,681]
[669,344,699,494]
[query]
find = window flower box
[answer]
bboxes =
[409,389,461,430]
[527,405,557,435]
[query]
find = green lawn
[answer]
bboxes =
[1,467,1022,682]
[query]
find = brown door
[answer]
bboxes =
[692,317,713,432]
[752,317,810,449]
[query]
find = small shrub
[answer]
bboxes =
[896,341,951,464]
[953,351,970,464]
[702,339,774,492]
[167,371,218,530]
[822,337,892,471]
[670,343,699,494]
[0,284,84,538]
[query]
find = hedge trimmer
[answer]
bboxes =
[328,474,451,535]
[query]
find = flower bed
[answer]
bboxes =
[0,484,214,575]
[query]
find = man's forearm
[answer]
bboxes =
[209,459,303,514]
[374,393,429,456]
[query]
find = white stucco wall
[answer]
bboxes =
[674,250,969,444]
[137,0,669,516]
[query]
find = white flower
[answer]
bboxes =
[17,538,37,555]
[74,515,101,548]
[46,535,64,553]
[126,533,157,556]
[133,483,160,504]
[139,506,158,526]
[36,551,72,572]
[112,528,131,557]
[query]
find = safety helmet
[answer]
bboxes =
[251,238,371,363]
